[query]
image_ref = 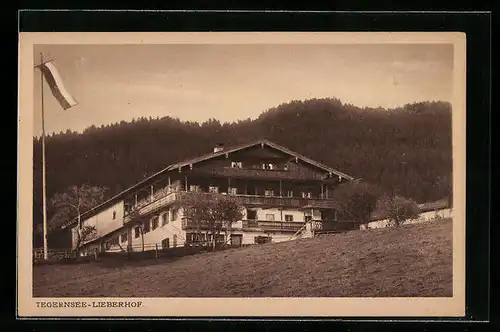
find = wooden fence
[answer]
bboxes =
[32,248,98,264]
[99,242,211,262]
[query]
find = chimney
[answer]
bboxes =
[213,143,224,153]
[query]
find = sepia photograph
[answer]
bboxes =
[17,32,466,317]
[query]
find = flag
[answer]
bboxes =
[39,61,78,110]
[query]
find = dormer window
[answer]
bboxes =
[231,161,243,168]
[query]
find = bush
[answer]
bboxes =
[332,180,383,223]
[378,195,420,227]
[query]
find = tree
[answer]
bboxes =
[179,192,213,245]
[49,185,108,253]
[73,225,98,254]
[180,193,244,251]
[378,195,420,227]
[212,197,245,248]
[332,180,382,224]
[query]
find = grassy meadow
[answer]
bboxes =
[33,218,452,298]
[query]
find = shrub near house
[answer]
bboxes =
[379,195,421,227]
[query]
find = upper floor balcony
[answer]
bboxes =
[195,167,327,181]
[123,190,341,224]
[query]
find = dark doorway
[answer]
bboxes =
[231,234,243,247]
[247,209,257,220]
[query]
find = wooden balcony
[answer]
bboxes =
[181,218,306,233]
[242,220,306,232]
[123,191,185,223]
[232,195,340,210]
[123,190,341,224]
[195,167,326,181]
[181,219,216,231]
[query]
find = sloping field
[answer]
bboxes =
[33,218,452,297]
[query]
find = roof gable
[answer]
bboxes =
[168,139,354,180]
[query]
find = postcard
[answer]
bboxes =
[18,31,466,318]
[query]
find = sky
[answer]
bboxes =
[33,43,453,135]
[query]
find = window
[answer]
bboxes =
[247,209,257,220]
[302,192,312,198]
[229,187,238,195]
[143,220,151,233]
[124,203,132,213]
[171,209,178,221]
[285,214,294,222]
[187,232,205,244]
[121,232,128,243]
[162,212,169,226]
[161,238,170,249]
[284,164,289,171]
[209,186,219,193]
[173,235,178,248]
[105,236,119,250]
[112,211,116,220]
[134,226,141,238]
[151,216,159,230]
[231,161,242,168]
[262,163,276,170]
[189,185,200,192]
[265,214,275,221]
[264,189,274,197]
[287,190,293,197]
[231,234,243,247]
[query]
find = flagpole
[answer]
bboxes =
[40,52,48,261]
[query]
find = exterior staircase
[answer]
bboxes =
[288,221,314,241]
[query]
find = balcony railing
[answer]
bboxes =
[179,218,357,233]
[242,219,306,232]
[124,190,340,224]
[123,191,185,223]
[181,219,217,231]
[196,167,326,181]
[232,195,340,209]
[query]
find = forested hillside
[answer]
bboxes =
[33,98,452,244]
